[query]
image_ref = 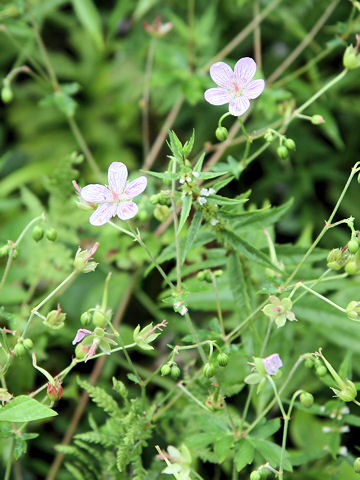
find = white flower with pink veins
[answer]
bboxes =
[204,57,265,116]
[80,162,147,226]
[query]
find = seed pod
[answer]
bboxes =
[160,364,171,376]
[203,362,216,378]
[284,138,296,150]
[92,310,107,327]
[348,238,359,254]
[32,226,44,242]
[300,392,314,408]
[276,145,288,159]
[217,352,229,367]
[316,365,327,377]
[14,343,26,357]
[23,338,33,350]
[305,357,314,369]
[80,311,93,326]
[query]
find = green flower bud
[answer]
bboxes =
[47,380,63,402]
[203,362,216,378]
[284,138,296,150]
[0,245,10,257]
[346,300,360,321]
[73,244,99,273]
[358,172,360,184]
[305,357,314,369]
[32,226,44,242]
[332,379,357,402]
[316,365,327,377]
[264,130,274,142]
[311,115,325,125]
[44,308,66,329]
[92,310,107,327]
[276,145,288,159]
[170,364,181,379]
[345,261,358,275]
[215,126,228,142]
[300,392,314,408]
[353,457,360,473]
[46,228,57,241]
[327,248,349,271]
[217,352,229,367]
[160,363,171,376]
[23,338,33,350]
[154,204,170,222]
[343,44,360,69]
[80,311,93,326]
[14,343,26,357]
[158,191,171,206]
[75,342,89,360]
[250,472,261,480]
[1,85,13,103]
[348,238,359,254]
[149,194,160,205]
[94,327,104,337]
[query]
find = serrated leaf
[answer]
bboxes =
[222,229,281,272]
[214,434,233,462]
[251,437,292,471]
[252,418,281,438]
[178,195,192,235]
[227,251,251,314]
[0,395,57,422]
[181,210,203,264]
[72,0,104,50]
[232,198,294,228]
[234,438,254,472]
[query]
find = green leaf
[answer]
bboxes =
[141,170,178,180]
[251,438,292,471]
[167,130,184,160]
[227,251,251,313]
[251,418,281,439]
[232,198,294,228]
[234,438,254,472]
[222,229,281,272]
[193,152,205,172]
[214,434,233,462]
[181,210,203,264]
[182,129,195,157]
[0,395,57,422]
[72,0,104,50]
[178,195,192,235]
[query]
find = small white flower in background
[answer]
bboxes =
[338,446,348,456]
[193,172,200,178]
[322,426,332,433]
[262,353,283,376]
[198,197,207,206]
[80,162,147,226]
[204,57,265,116]
[173,301,188,316]
[200,188,215,197]
[210,218,219,226]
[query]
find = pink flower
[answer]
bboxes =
[72,329,92,345]
[204,57,265,116]
[262,353,283,376]
[80,162,147,226]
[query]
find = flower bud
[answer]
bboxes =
[276,145,288,159]
[217,352,229,367]
[354,457,360,473]
[73,244,99,273]
[203,362,216,378]
[14,342,26,357]
[348,238,359,254]
[264,130,274,142]
[346,300,360,321]
[316,365,327,377]
[23,338,33,350]
[170,364,181,379]
[250,471,261,480]
[300,392,314,408]
[305,357,314,369]
[345,260,358,275]
[149,194,160,205]
[284,138,296,150]
[153,204,170,222]
[343,44,360,69]
[215,126,228,142]
[75,342,89,360]
[47,380,63,402]
[327,248,349,271]
[161,363,171,376]
[12,248,18,259]
[1,84,13,103]
[0,245,10,257]
[46,228,57,241]
[332,379,357,402]
[32,226,44,242]
[80,311,93,326]
[205,391,224,411]
[311,115,325,125]
[92,310,107,327]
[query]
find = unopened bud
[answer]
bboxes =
[92,310,107,327]
[203,362,216,378]
[46,228,57,241]
[217,352,229,367]
[311,115,325,125]
[343,44,360,69]
[327,248,349,271]
[284,138,296,150]
[44,307,66,329]
[250,472,261,480]
[348,237,359,254]
[47,380,63,401]
[345,260,359,275]
[1,84,13,103]
[0,245,10,257]
[300,392,314,408]
[354,457,360,473]
[154,204,170,222]
[316,365,327,377]
[14,343,26,357]
[276,145,288,159]
[32,226,44,242]
[23,338,33,350]
[170,364,181,378]
[346,300,360,321]
[215,126,228,142]
[80,311,93,326]
[305,357,314,369]
[332,379,357,402]
[161,363,171,376]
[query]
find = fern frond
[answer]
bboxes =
[77,377,121,416]
[64,462,87,480]
[75,431,114,448]
[74,439,104,464]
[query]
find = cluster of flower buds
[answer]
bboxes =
[161,361,181,378]
[0,241,18,259]
[13,338,33,357]
[262,296,296,328]
[73,242,99,273]
[73,327,116,362]
[150,190,172,222]
[196,269,223,283]
[133,320,167,351]
[264,130,296,159]
[32,225,57,242]
[327,234,360,274]
[245,353,283,393]
[43,304,66,329]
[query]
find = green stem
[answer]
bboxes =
[185,312,207,364]
[238,116,250,139]
[4,437,15,480]
[267,375,287,419]
[297,283,346,312]
[171,159,182,292]
[218,112,231,128]
[177,382,210,411]
[0,214,45,296]
[210,272,225,336]
[283,163,360,288]
[226,300,268,343]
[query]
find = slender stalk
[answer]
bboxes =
[283,162,360,287]
[253,0,262,69]
[177,382,209,411]
[210,272,225,336]
[297,283,346,312]
[4,437,15,480]
[32,270,77,312]
[226,300,267,343]
[142,37,157,159]
[170,159,182,292]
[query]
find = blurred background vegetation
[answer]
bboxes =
[1,0,360,478]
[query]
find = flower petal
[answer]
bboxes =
[72,329,92,345]
[125,176,147,199]
[229,96,250,116]
[263,353,283,376]
[234,57,257,85]
[81,184,112,203]
[204,87,232,106]
[209,62,233,87]
[244,79,265,99]
[117,201,138,220]
[89,203,117,226]
[108,162,128,194]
